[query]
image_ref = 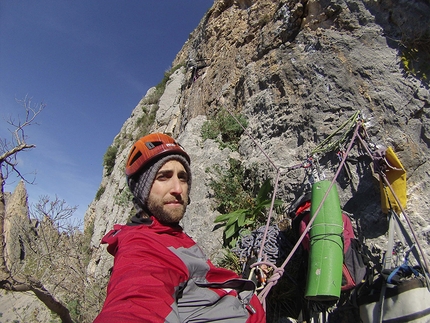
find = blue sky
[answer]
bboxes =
[0,1,213,223]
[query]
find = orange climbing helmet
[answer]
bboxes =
[125,133,190,178]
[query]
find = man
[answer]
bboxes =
[93,133,266,323]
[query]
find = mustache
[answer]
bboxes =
[164,197,185,204]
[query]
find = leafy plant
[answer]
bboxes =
[207,158,251,215]
[136,104,158,139]
[114,187,134,207]
[217,249,242,274]
[400,47,428,81]
[95,185,105,201]
[82,217,95,267]
[66,299,81,321]
[201,109,248,150]
[399,29,430,82]
[103,145,118,176]
[214,179,283,248]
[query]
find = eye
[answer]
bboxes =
[156,174,167,181]
[156,171,171,181]
[178,171,188,182]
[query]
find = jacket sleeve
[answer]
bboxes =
[93,229,189,323]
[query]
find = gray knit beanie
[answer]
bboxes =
[128,154,192,213]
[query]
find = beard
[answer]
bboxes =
[147,194,188,224]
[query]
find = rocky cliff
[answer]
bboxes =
[85,0,430,321]
[1,182,55,322]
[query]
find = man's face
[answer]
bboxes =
[147,160,189,224]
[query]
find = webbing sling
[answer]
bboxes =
[378,212,396,323]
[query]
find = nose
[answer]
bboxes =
[170,176,185,195]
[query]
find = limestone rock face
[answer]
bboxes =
[85,0,430,320]
[1,182,54,322]
[171,0,430,247]
[4,181,30,268]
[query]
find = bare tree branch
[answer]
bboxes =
[0,143,36,163]
[0,98,78,322]
[0,98,103,322]
[1,95,44,182]
[0,275,73,323]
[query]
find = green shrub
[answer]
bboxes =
[214,178,282,248]
[136,104,158,139]
[207,158,251,215]
[217,249,242,274]
[82,218,95,267]
[399,30,430,82]
[400,47,429,81]
[95,185,105,201]
[67,299,81,322]
[201,109,248,150]
[103,145,118,175]
[208,158,281,248]
[114,187,134,207]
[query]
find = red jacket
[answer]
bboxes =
[93,216,265,323]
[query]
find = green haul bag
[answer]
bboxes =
[305,180,344,301]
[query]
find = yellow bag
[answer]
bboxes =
[380,147,407,214]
